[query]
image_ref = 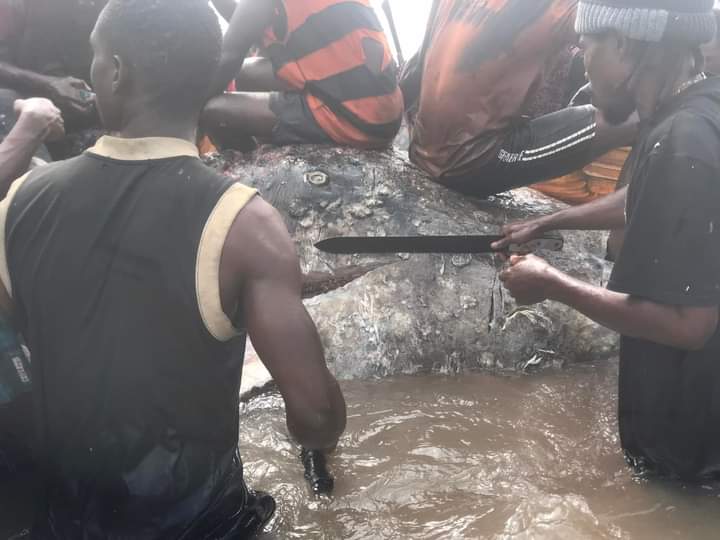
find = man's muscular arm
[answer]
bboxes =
[500,254,718,351]
[210,0,277,95]
[220,196,346,451]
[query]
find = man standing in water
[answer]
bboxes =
[0,0,346,536]
[498,0,720,481]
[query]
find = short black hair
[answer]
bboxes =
[96,0,222,114]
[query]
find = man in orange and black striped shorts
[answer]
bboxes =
[404,0,638,199]
[204,0,403,150]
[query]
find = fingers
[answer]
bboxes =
[491,236,510,250]
[494,252,509,264]
[68,77,92,92]
[13,99,25,114]
[66,100,94,115]
[493,223,521,250]
[47,118,66,141]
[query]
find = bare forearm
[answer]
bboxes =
[0,115,45,196]
[0,62,51,97]
[210,0,276,95]
[283,313,347,450]
[287,375,346,452]
[539,187,627,232]
[547,269,717,350]
[250,304,347,451]
[211,50,249,96]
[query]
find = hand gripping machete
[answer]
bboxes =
[314,234,564,255]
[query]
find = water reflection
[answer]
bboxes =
[3,361,720,538]
[240,361,720,539]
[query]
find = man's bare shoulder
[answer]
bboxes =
[225,194,299,279]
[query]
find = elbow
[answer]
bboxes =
[681,327,716,352]
[676,312,718,351]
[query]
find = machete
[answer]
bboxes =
[315,234,564,255]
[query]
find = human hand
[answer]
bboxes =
[13,98,65,141]
[491,216,550,252]
[45,76,94,115]
[499,254,560,305]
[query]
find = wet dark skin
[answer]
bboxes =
[0,0,98,116]
[494,31,718,351]
[203,0,289,142]
[89,24,346,452]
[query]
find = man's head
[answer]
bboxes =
[575,0,716,124]
[90,0,222,131]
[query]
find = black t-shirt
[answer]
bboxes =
[0,137,271,537]
[608,76,720,480]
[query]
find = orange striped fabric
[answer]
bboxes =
[411,0,578,178]
[262,0,403,148]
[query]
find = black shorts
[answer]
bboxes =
[269,91,333,146]
[439,105,597,199]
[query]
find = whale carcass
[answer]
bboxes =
[206,146,618,379]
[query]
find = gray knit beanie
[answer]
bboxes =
[576,0,717,45]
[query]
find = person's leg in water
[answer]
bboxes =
[436,104,638,199]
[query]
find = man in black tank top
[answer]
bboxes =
[0,0,347,537]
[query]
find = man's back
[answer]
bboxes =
[411,0,578,178]
[0,137,260,537]
[260,0,403,146]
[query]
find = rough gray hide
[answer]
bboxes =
[206,146,618,379]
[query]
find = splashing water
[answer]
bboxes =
[240,361,720,539]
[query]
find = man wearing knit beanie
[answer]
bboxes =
[498,0,720,482]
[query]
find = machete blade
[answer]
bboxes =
[314,234,563,254]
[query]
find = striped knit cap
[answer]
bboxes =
[576,0,717,45]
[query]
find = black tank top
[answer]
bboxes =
[0,137,264,538]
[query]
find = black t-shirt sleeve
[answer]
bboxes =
[608,119,720,306]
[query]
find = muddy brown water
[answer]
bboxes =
[3,359,720,539]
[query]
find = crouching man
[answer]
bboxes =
[497,0,720,481]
